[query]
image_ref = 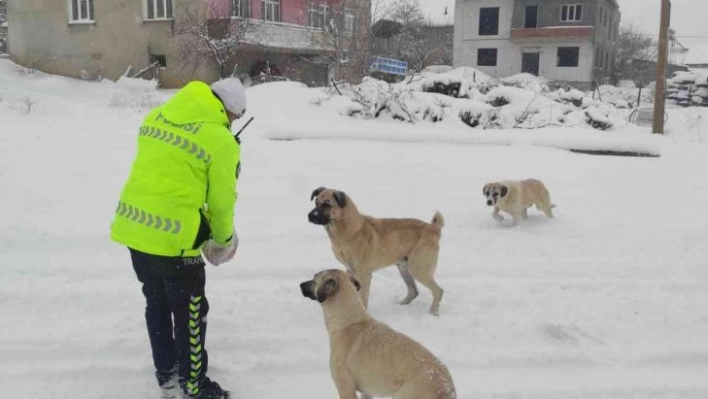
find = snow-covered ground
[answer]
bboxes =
[1,59,708,399]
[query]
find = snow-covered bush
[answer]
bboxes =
[319,67,636,131]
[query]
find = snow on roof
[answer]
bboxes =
[674,38,708,65]
[541,26,595,29]
[241,19,330,53]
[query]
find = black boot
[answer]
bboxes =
[181,377,230,399]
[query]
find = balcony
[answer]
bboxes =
[239,19,333,54]
[511,26,594,41]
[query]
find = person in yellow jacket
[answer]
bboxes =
[111,77,247,399]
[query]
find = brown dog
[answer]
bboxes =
[483,179,554,226]
[300,269,457,399]
[308,187,445,315]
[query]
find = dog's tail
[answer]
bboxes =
[431,211,445,230]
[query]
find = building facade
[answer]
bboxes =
[7,0,370,87]
[454,0,620,88]
[0,0,6,53]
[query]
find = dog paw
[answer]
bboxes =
[493,215,504,222]
[397,296,416,305]
[428,307,440,317]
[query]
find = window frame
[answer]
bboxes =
[344,8,355,35]
[231,0,249,18]
[308,2,320,28]
[557,46,580,67]
[150,54,167,69]
[477,48,498,67]
[478,7,500,36]
[560,4,582,22]
[145,0,174,21]
[68,0,95,24]
[307,2,330,29]
[262,0,281,22]
[319,4,329,29]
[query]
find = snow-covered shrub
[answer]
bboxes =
[421,80,462,98]
[317,67,634,131]
[585,105,614,130]
[499,73,549,94]
[547,88,585,107]
[459,110,483,127]
[487,95,510,107]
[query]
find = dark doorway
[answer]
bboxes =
[522,52,540,76]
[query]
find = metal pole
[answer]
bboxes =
[653,0,671,134]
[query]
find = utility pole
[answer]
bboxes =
[653,0,671,134]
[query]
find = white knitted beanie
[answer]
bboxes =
[210,77,247,117]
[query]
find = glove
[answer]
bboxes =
[202,232,238,266]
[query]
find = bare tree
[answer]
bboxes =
[306,0,371,83]
[173,1,259,79]
[371,0,427,72]
[614,24,658,84]
[389,0,426,71]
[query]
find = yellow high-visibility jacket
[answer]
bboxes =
[111,81,240,257]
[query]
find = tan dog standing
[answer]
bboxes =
[483,179,554,226]
[308,187,446,315]
[300,269,457,399]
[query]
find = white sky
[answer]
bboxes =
[410,0,708,41]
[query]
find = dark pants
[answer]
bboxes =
[130,249,210,395]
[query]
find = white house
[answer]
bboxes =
[454,0,620,88]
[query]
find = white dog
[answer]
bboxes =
[483,179,554,226]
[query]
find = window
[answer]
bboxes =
[146,0,173,20]
[320,4,329,28]
[524,5,538,29]
[477,48,498,66]
[557,46,580,67]
[560,4,582,22]
[344,8,355,34]
[479,7,499,36]
[69,0,94,22]
[232,0,249,18]
[150,54,167,68]
[308,3,320,27]
[307,2,329,29]
[262,0,280,22]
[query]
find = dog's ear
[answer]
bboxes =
[311,187,326,201]
[348,274,361,291]
[316,277,338,303]
[333,191,347,208]
[500,185,508,197]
